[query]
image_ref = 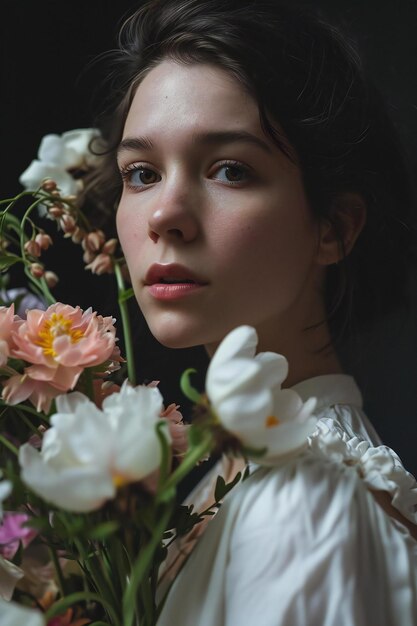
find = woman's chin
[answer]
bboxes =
[146,317,207,350]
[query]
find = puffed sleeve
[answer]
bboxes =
[225,449,417,626]
[157,430,417,626]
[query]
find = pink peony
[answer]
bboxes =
[2,303,118,412]
[161,403,189,457]
[2,374,64,413]
[0,304,22,367]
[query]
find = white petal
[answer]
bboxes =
[62,128,100,168]
[208,325,258,374]
[242,417,318,462]
[19,444,114,512]
[50,407,113,468]
[110,385,168,479]
[19,161,77,196]
[255,351,289,388]
[271,388,304,421]
[55,390,92,414]
[216,387,273,431]
[0,598,45,624]
[37,134,65,164]
[207,358,261,405]
[115,421,169,480]
[0,557,24,601]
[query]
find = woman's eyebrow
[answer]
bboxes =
[117,130,272,156]
[195,130,272,154]
[117,136,154,155]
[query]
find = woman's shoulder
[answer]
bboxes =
[228,415,417,545]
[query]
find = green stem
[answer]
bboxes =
[0,433,18,456]
[160,434,213,494]
[83,368,95,401]
[0,399,50,425]
[44,590,121,625]
[122,503,174,626]
[114,261,136,385]
[49,546,66,598]
[22,265,55,306]
[15,410,43,437]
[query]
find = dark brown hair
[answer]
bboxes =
[88,0,417,348]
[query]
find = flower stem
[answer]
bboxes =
[114,261,136,385]
[0,433,18,456]
[49,545,66,598]
[160,434,213,494]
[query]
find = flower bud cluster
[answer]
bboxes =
[82,231,118,275]
[39,179,119,276]
[23,229,58,288]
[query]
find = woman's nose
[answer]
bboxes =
[147,183,200,244]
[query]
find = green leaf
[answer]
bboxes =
[118,287,134,303]
[156,420,172,488]
[87,521,119,540]
[0,256,21,271]
[214,471,242,502]
[187,423,206,447]
[180,368,202,403]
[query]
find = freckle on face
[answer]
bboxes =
[116,60,321,351]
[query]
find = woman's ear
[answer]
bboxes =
[316,192,367,266]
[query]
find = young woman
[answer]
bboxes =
[92,0,417,623]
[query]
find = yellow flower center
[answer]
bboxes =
[265,415,281,428]
[112,473,129,488]
[36,313,84,357]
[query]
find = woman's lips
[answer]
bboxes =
[146,282,206,300]
[144,263,208,301]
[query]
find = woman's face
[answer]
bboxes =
[116,60,325,354]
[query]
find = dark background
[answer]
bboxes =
[1,0,416,477]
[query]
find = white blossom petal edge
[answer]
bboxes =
[206,325,317,464]
[19,128,102,196]
[0,475,12,520]
[0,557,24,601]
[0,599,44,626]
[18,382,171,512]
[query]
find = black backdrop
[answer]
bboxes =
[1,0,417,478]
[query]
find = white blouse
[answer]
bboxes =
[157,375,417,626]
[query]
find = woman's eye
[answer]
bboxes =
[212,162,251,184]
[121,166,161,188]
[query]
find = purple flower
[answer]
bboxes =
[0,513,37,560]
[0,288,47,318]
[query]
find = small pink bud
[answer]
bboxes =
[35,233,53,250]
[41,179,57,191]
[71,227,85,244]
[48,206,64,218]
[29,262,44,278]
[102,238,118,255]
[85,253,113,275]
[83,249,96,264]
[82,230,106,253]
[44,271,59,288]
[59,214,76,233]
[24,239,41,257]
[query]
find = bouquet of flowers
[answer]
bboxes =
[0,129,317,626]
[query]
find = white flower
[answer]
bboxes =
[19,382,171,512]
[0,557,24,601]
[0,477,12,520]
[19,128,102,196]
[0,598,44,626]
[206,326,317,463]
